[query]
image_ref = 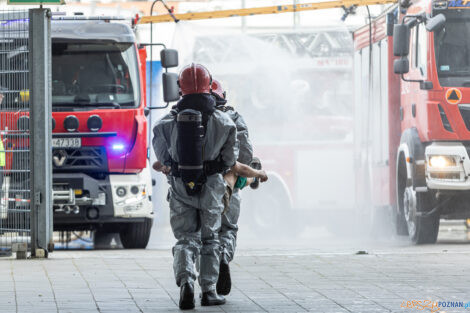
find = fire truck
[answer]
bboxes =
[136,0,397,237]
[187,30,354,234]
[0,16,179,249]
[353,0,467,244]
[49,17,161,248]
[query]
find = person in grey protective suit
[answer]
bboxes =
[211,79,254,296]
[153,64,238,310]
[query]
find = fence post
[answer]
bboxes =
[29,8,53,258]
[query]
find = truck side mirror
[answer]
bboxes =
[162,72,180,102]
[394,58,409,74]
[426,13,446,32]
[393,24,410,57]
[160,49,178,68]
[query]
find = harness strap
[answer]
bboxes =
[170,158,226,177]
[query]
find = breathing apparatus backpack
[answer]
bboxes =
[169,94,226,195]
[176,109,206,195]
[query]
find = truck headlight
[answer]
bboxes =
[428,155,456,168]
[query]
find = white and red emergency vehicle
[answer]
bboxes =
[48,17,157,248]
[354,0,470,243]
[0,15,174,248]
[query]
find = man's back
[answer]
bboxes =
[217,105,253,165]
[153,94,238,206]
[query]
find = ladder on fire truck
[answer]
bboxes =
[138,0,397,24]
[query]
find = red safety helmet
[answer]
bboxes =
[178,63,212,96]
[211,79,226,100]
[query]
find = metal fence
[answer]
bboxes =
[0,10,30,256]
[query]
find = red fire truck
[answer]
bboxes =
[49,18,160,248]
[353,0,466,244]
[0,16,178,249]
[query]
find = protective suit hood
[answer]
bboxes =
[212,93,227,106]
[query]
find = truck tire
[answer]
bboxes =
[241,172,295,238]
[403,189,440,244]
[395,209,409,236]
[397,155,439,244]
[396,155,410,236]
[119,218,153,249]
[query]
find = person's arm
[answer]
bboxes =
[231,162,268,182]
[223,171,237,189]
[152,117,173,167]
[219,115,239,168]
[233,112,253,164]
[152,160,171,175]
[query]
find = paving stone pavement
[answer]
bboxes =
[1,241,470,313]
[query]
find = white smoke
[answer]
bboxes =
[147,20,373,249]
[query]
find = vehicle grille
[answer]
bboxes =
[429,172,461,181]
[52,146,107,173]
[466,145,470,160]
[458,105,470,131]
[439,104,453,132]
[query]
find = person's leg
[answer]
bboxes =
[170,195,200,310]
[198,203,222,293]
[231,160,267,182]
[169,196,200,289]
[196,174,227,305]
[216,190,241,295]
[219,191,241,264]
[223,171,237,189]
[198,193,227,306]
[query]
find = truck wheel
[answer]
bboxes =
[395,208,409,236]
[396,157,410,236]
[119,218,153,249]
[241,172,295,238]
[397,154,439,244]
[402,188,440,244]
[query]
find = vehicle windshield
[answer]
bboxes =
[52,42,139,109]
[435,15,470,87]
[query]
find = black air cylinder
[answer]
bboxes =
[176,109,205,195]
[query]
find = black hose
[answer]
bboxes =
[73,231,93,243]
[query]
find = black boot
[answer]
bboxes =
[250,157,262,189]
[179,282,195,310]
[201,290,226,306]
[216,260,231,295]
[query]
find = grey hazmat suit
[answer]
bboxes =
[217,105,253,264]
[153,94,239,293]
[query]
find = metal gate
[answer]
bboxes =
[0,10,31,256]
